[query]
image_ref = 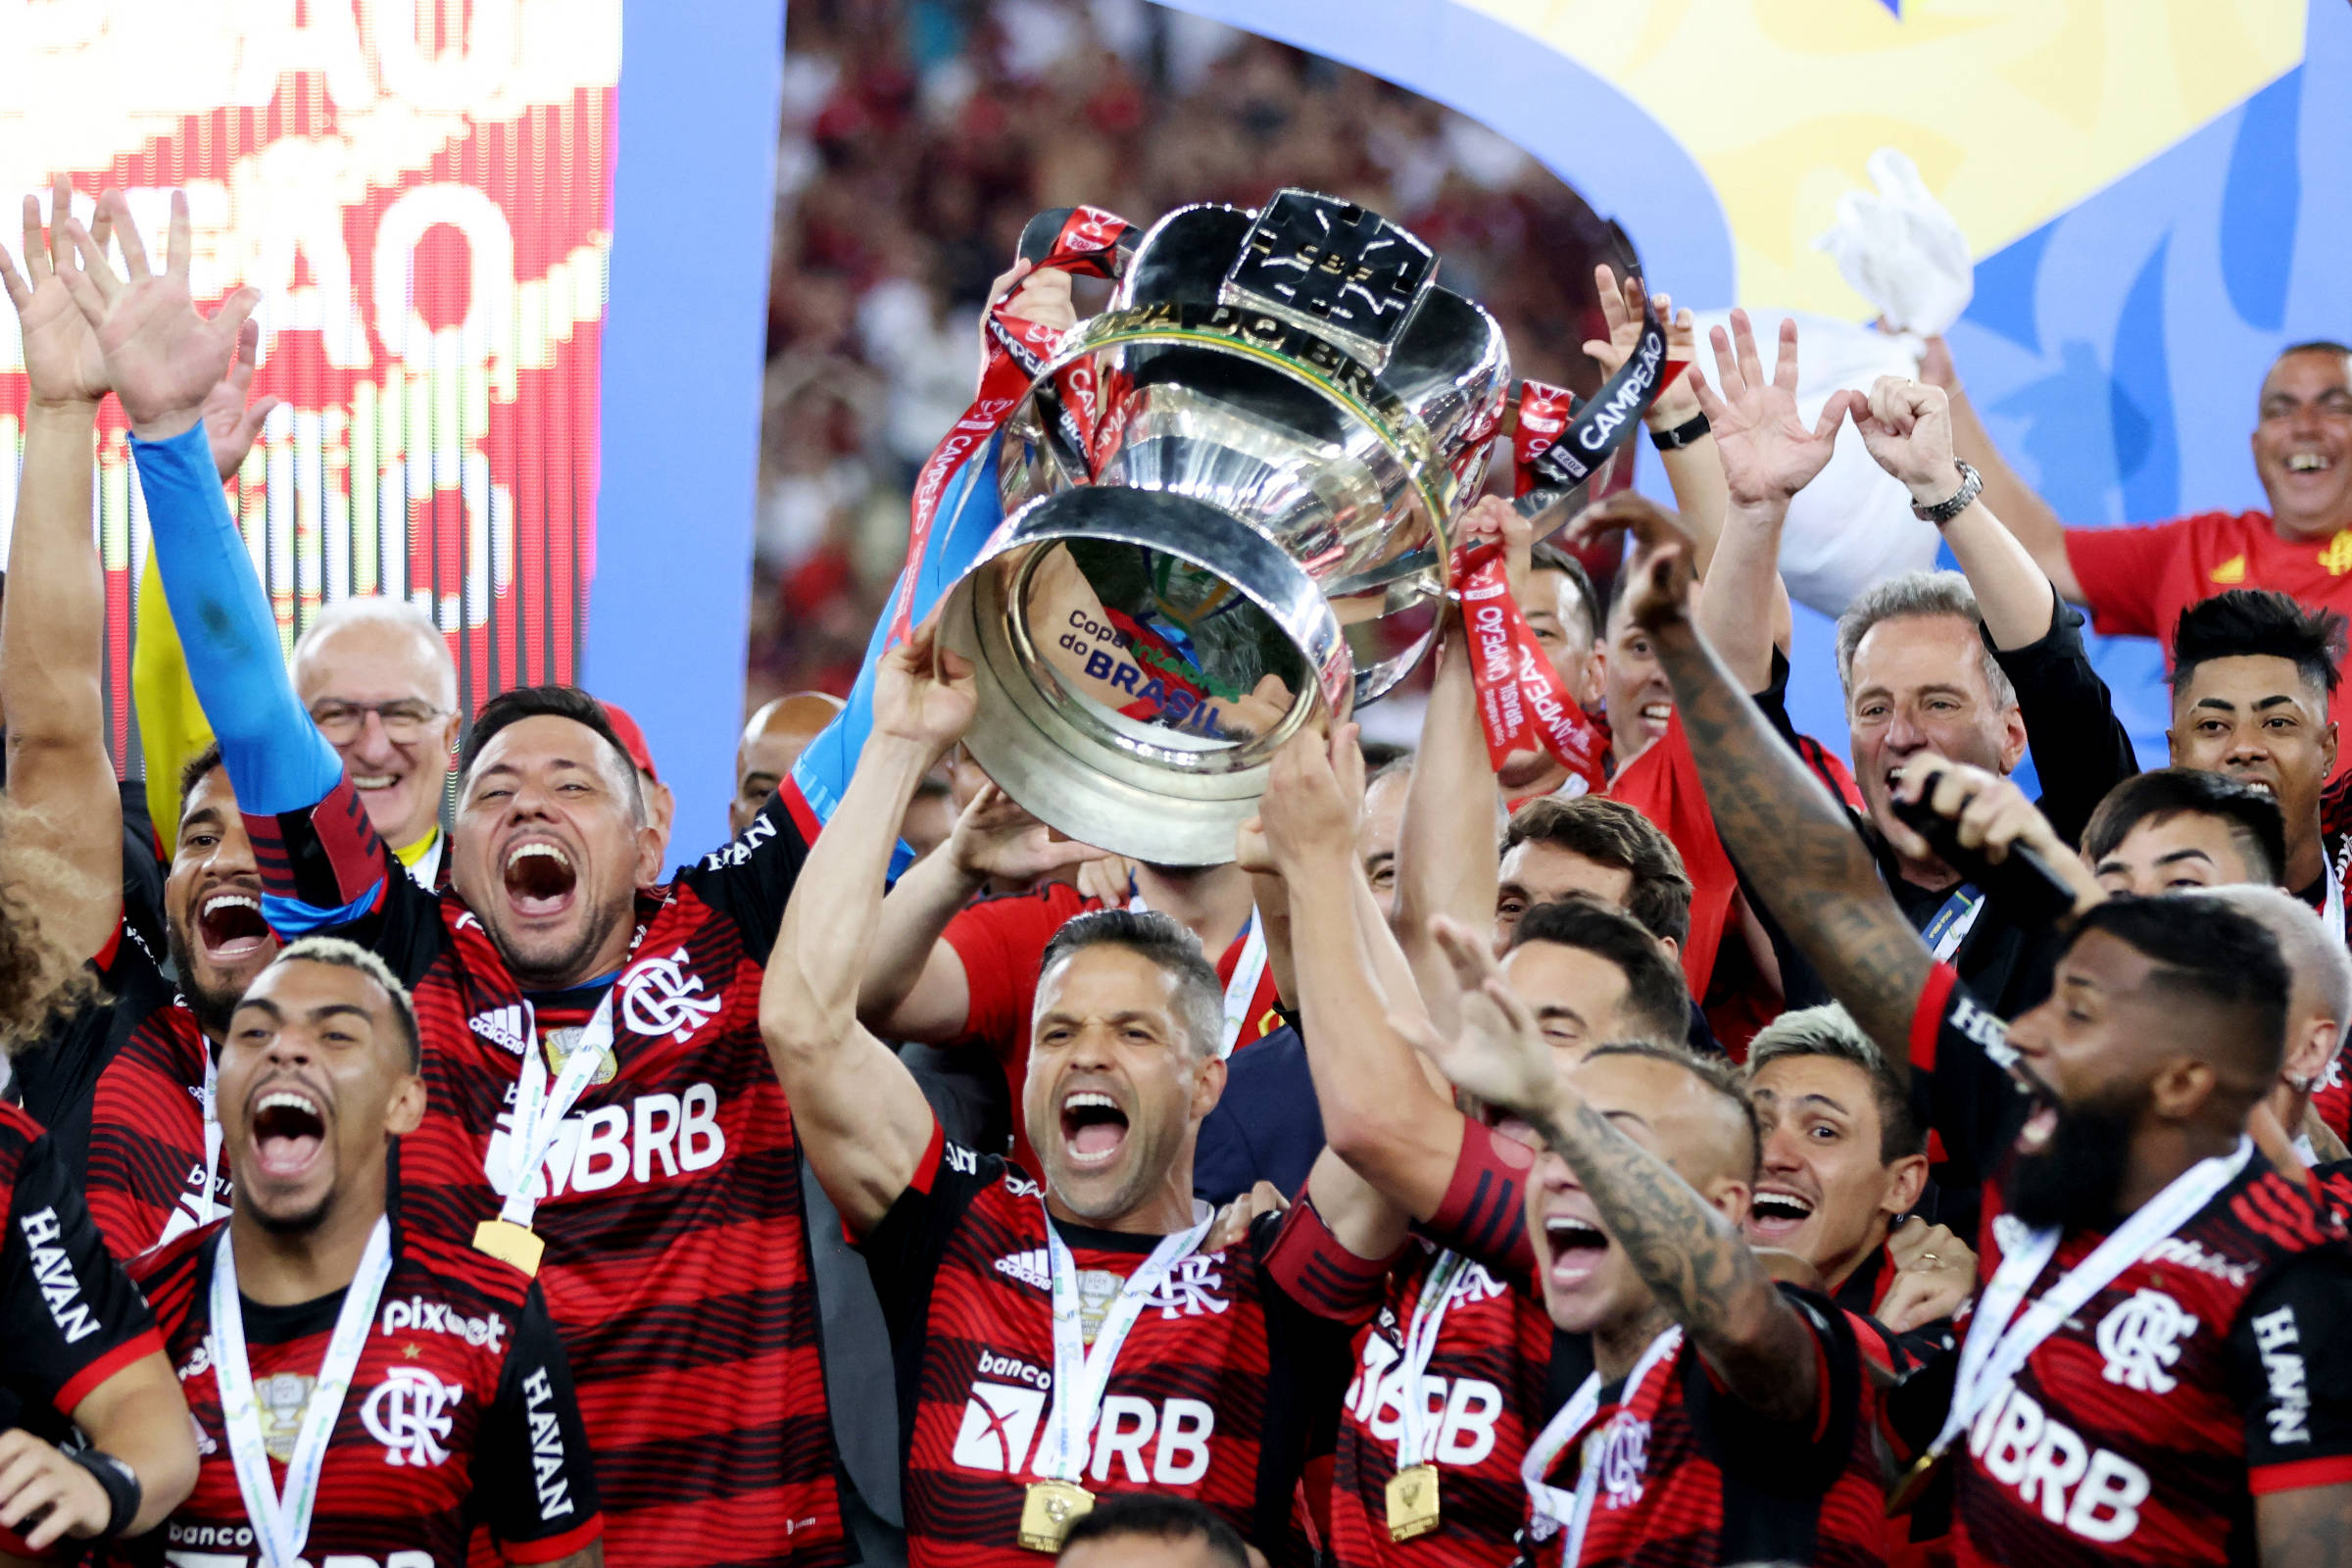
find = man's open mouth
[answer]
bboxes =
[199,892,272,963]
[352,771,400,791]
[2013,1068,2062,1155]
[1747,1189,1817,1241]
[251,1088,327,1178]
[504,841,578,917]
[1060,1089,1130,1168]
[1544,1213,1610,1287]
[2286,452,2334,474]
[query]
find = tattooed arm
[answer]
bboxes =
[2259,1487,2352,1568]
[1400,918,1819,1422]
[1601,505,1936,1063]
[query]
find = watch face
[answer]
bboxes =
[1226,190,1434,347]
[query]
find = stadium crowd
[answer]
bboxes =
[7,53,2352,1568]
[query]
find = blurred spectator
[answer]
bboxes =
[760,0,1623,700]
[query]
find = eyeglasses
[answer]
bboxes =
[309,700,447,744]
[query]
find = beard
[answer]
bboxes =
[484,894,628,992]
[2006,1083,2148,1233]
[167,915,245,1040]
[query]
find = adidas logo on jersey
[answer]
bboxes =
[995,1249,1051,1292]
[470,1005,530,1056]
[952,1379,1214,1485]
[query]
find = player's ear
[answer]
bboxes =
[386,1066,427,1138]
[1190,1048,1227,1123]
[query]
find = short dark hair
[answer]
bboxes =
[1503,796,1692,948]
[1039,908,1223,1057]
[2278,340,2352,364]
[1506,897,1690,1047]
[1745,1004,1925,1163]
[1359,739,1413,775]
[1583,1039,1761,1181]
[2067,895,2292,1086]
[178,740,227,814]
[2171,590,2346,700]
[1058,1494,1248,1568]
[1527,540,1599,645]
[2082,768,2287,886]
[461,685,646,820]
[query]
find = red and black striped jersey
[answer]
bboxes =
[107,1211,602,1567]
[1949,1158,2352,1568]
[1528,1287,1886,1568]
[1330,1245,1559,1568]
[1909,969,2352,1567]
[244,775,847,1568]
[5,838,224,1261]
[858,1124,1385,1568]
[0,1101,166,1557]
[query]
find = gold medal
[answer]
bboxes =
[1884,1447,1945,1517]
[1018,1479,1095,1551]
[1386,1463,1442,1542]
[473,1218,545,1277]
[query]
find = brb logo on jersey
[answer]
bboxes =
[362,1366,464,1467]
[620,948,726,1045]
[1347,1338,1504,1467]
[2095,1289,2199,1394]
[952,1354,1214,1486]
[487,1081,727,1200]
[1970,1383,2150,1543]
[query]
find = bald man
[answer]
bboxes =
[731,692,845,837]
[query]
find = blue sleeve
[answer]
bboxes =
[127,424,343,816]
[788,443,1004,877]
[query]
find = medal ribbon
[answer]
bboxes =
[1927,1136,2252,1460]
[886,206,1138,647]
[491,994,614,1228]
[211,1215,396,1568]
[2325,835,2347,947]
[1923,886,1984,964]
[1394,1250,1472,1473]
[1035,1206,1216,1484]
[1451,541,1610,790]
[1521,1326,1682,1556]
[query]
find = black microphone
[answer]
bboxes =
[1889,769,2081,931]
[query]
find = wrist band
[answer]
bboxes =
[1911,459,1984,526]
[1648,411,1709,451]
[70,1447,140,1541]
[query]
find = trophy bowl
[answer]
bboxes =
[939,189,1510,864]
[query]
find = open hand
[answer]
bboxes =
[950,782,1110,886]
[0,177,112,408]
[1847,375,1962,507]
[59,189,260,440]
[1584,265,1699,428]
[199,317,282,481]
[1391,914,1567,1122]
[1686,310,1854,508]
[872,613,978,758]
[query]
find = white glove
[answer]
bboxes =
[1813,148,1974,338]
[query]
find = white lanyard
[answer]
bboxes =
[1395,1250,1472,1472]
[1931,1136,2251,1457]
[1034,1205,1215,1484]
[1926,887,1984,963]
[2324,836,2346,947]
[491,994,614,1226]
[1126,893,1265,1057]
[158,1052,226,1250]
[1521,1326,1682,1557]
[210,1215,395,1568]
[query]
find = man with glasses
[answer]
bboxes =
[291,597,463,887]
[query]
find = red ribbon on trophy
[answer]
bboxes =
[887,206,1138,647]
[1450,534,1610,791]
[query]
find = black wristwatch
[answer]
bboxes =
[1648,411,1710,451]
[69,1447,141,1541]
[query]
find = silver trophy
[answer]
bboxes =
[939,190,1511,864]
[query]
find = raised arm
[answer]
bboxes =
[760,624,968,1237]
[1917,335,2082,602]
[60,191,341,827]
[858,782,1104,1039]
[1685,311,1854,691]
[1583,269,1727,572]
[0,181,122,961]
[1609,504,1935,1057]
[1402,916,1818,1421]
[1260,727,1467,1225]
